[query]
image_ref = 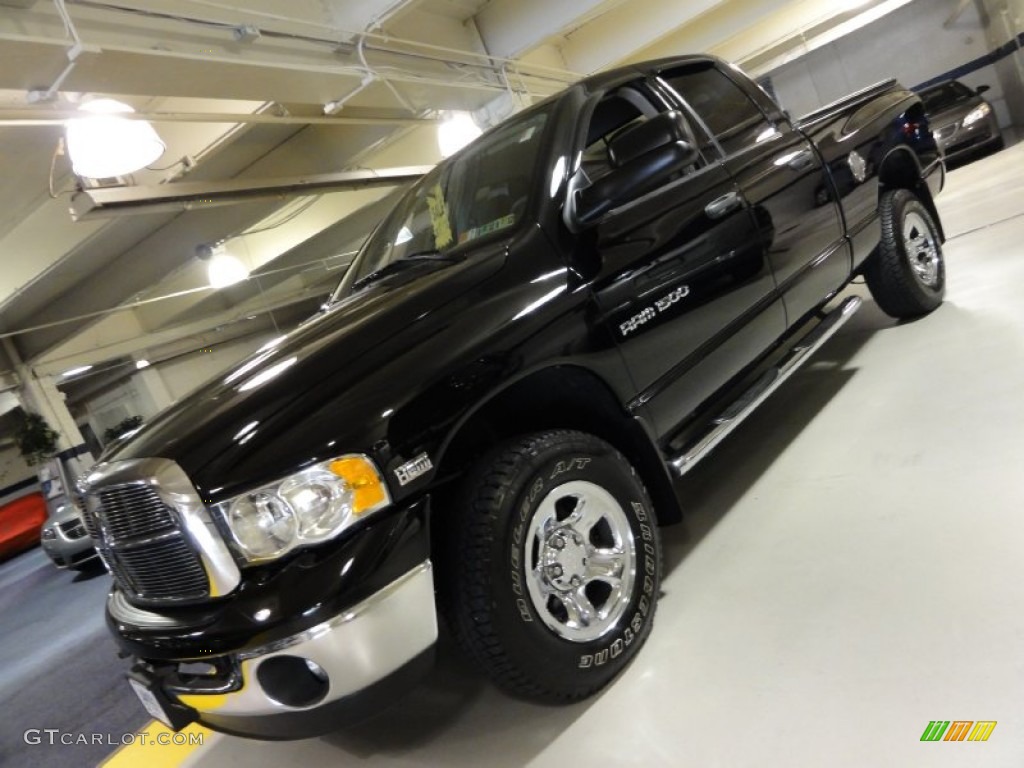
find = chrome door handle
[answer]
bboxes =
[786,148,815,171]
[705,191,743,219]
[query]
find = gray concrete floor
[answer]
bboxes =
[0,548,148,767]
[5,141,1024,768]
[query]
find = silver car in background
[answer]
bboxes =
[40,500,99,570]
[917,79,1004,166]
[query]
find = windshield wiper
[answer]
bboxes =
[352,250,460,289]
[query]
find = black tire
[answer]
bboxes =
[864,189,945,318]
[439,430,661,702]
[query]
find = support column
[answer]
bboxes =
[979,0,1024,129]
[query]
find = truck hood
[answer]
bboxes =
[104,246,507,497]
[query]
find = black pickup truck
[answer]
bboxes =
[81,55,945,739]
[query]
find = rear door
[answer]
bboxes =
[571,79,785,437]
[657,61,849,326]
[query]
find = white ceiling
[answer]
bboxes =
[0,0,906,384]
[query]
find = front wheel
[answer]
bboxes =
[864,189,945,318]
[439,430,661,702]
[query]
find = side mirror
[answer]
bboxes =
[574,111,699,227]
[976,84,991,95]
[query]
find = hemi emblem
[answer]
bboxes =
[394,453,433,486]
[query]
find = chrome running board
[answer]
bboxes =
[669,296,862,477]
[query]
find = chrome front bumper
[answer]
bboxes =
[119,561,438,738]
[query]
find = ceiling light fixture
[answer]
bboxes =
[197,243,249,289]
[65,99,166,178]
[233,25,261,43]
[61,364,93,378]
[135,359,151,370]
[437,111,482,158]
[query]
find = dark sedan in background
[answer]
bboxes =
[917,79,1003,165]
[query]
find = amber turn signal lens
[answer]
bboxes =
[329,456,388,513]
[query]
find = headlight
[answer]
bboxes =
[962,103,991,127]
[213,455,390,563]
[41,526,57,541]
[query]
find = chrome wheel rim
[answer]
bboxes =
[903,210,941,287]
[524,480,636,643]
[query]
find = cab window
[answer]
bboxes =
[659,63,774,156]
[579,85,705,186]
[581,91,653,184]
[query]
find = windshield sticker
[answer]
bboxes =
[459,214,516,244]
[425,183,454,249]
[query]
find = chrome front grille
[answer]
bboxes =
[80,458,241,605]
[86,482,211,602]
[113,535,209,598]
[57,518,89,540]
[80,506,100,540]
[96,486,176,542]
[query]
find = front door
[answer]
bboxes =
[571,81,786,438]
[657,61,848,326]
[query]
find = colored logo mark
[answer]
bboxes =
[921,721,996,742]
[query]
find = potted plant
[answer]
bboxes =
[103,415,143,444]
[13,408,59,467]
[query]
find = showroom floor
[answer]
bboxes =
[0,551,146,768]
[4,141,1024,768]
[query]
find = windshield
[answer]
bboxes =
[918,81,974,112]
[334,106,552,297]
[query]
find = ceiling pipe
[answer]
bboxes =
[0,108,440,127]
[29,288,330,378]
[323,73,376,116]
[0,248,356,346]
[68,165,431,220]
[168,0,578,78]
[26,0,84,103]
[63,0,578,90]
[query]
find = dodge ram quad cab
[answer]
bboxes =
[81,55,945,739]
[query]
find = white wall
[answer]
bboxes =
[980,0,1024,126]
[157,334,274,403]
[0,390,18,416]
[768,0,1014,129]
[83,379,150,443]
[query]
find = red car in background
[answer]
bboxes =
[0,492,47,560]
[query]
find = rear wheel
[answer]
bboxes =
[439,430,661,701]
[864,189,945,318]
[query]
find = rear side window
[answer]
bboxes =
[660,64,772,156]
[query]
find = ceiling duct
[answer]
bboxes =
[69,166,432,220]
